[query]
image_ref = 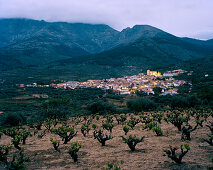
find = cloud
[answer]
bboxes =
[0,0,213,39]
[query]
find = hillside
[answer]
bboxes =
[1,18,213,84]
[52,31,213,78]
[1,19,213,70]
[0,18,119,53]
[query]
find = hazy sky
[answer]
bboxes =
[0,0,213,39]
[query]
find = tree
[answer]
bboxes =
[87,101,116,115]
[178,84,190,94]
[136,90,147,97]
[127,98,157,112]
[41,98,70,123]
[2,113,26,127]
[153,87,162,96]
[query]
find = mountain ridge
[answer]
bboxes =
[1,18,213,72]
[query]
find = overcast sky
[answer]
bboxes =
[0,0,213,39]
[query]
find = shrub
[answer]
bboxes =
[115,114,127,125]
[102,121,114,133]
[127,116,140,129]
[123,126,130,135]
[12,135,22,150]
[152,125,163,136]
[94,130,112,146]
[33,121,43,130]
[206,122,213,134]
[43,119,53,131]
[195,118,205,128]
[82,115,93,125]
[120,115,127,123]
[92,124,98,130]
[3,127,19,138]
[0,131,2,139]
[68,142,81,162]
[170,96,189,108]
[6,149,29,170]
[87,101,116,115]
[181,123,198,141]
[164,144,190,164]
[152,112,163,124]
[37,130,47,139]
[0,144,12,165]
[2,113,26,127]
[201,134,213,146]
[141,115,152,125]
[200,123,213,146]
[51,126,77,144]
[164,111,188,131]
[4,127,31,145]
[106,115,114,123]
[114,115,121,124]
[19,129,31,145]
[33,129,38,136]
[143,121,157,130]
[122,135,145,151]
[81,124,91,137]
[153,87,163,96]
[96,115,100,121]
[92,124,98,138]
[127,97,157,112]
[50,138,60,152]
[101,163,122,170]
[41,98,69,123]
[74,117,81,125]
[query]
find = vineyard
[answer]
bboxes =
[0,108,212,170]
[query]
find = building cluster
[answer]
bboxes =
[163,69,187,77]
[52,69,187,95]
[16,69,188,96]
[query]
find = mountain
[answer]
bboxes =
[0,18,120,52]
[206,39,213,45]
[55,28,213,69]
[1,18,213,74]
[0,34,89,67]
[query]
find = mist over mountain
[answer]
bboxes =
[0,18,213,72]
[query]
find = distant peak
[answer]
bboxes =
[132,25,161,31]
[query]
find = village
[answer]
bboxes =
[17,69,191,95]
